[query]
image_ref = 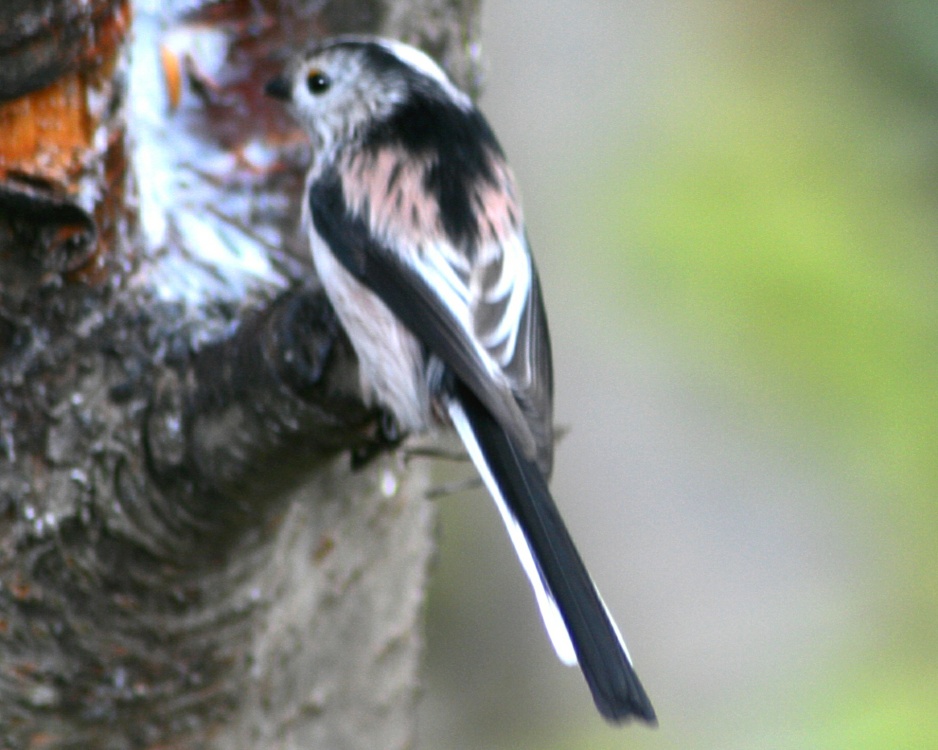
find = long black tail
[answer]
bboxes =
[447,387,656,724]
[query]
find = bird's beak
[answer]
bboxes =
[265,75,292,102]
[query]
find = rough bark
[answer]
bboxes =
[0,1,479,747]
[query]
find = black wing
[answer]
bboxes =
[309,168,540,459]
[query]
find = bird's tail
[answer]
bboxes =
[447,388,656,724]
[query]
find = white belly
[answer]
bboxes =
[309,229,431,434]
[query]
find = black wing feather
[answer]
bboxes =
[309,170,537,458]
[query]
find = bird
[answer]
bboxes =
[265,35,655,724]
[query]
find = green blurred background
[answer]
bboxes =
[417,2,938,748]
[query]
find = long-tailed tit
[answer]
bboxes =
[265,36,655,724]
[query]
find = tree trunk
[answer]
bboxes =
[0,1,480,747]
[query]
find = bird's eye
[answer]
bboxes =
[306,69,331,95]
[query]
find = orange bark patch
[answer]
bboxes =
[0,74,92,185]
[0,0,130,188]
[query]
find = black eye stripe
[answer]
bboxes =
[306,70,331,95]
